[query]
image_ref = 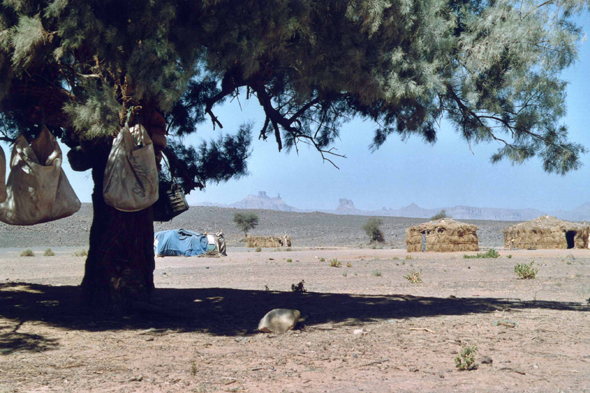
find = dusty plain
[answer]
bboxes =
[1,206,590,392]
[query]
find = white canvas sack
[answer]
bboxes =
[103,123,158,212]
[0,127,81,225]
[0,145,7,203]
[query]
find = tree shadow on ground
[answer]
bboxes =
[1,282,588,352]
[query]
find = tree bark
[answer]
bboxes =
[80,144,155,311]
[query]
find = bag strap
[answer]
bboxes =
[125,106,141,147]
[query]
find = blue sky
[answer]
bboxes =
[24,14,590,213]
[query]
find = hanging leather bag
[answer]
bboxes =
[153,154,189,222]
[0,127,81,225]
[103,122,159,212]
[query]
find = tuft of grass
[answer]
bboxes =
[514,261,538,279]
[342,272,348,277]
[404,269,422,283]
[319,257,325,262]
[455,345,478,370]
[286,258,292,263]
[329,259,341,267]
[73,249,88,257]
[255,247,262,252]
[506,254,512,259]
[372,270,382,277]
[20,249,34,257]
[405,255,413,260]
[43,248,55,257]
[346,262,352,268]
[463,249,500,259]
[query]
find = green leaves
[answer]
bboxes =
[11,14,44,68]
[0,0,586,179]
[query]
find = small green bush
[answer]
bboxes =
[404,269,422,283]
[20,249,34,257]
[319,257,325,262]
[346,262,352,268]
[44,248,55,257]
[329,259,341,267]
[372,270,382,277]
[405,255,413,260]
[507,254,512,259]
[362,217,385,243]
[255,247,262,252]
[463,249,500,259]
[286,258,292,262]
[455,345,478,370]
[514,261,538,279]
[73,249,88,257]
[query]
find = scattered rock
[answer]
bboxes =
[258,309,301,334]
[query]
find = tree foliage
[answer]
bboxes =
[431,209,448,220]
[233,212,259,236]
[362,217,385,243]
[0,0,586,180]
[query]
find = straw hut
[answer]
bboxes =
[503,215,589,250]
[406,219,479,252]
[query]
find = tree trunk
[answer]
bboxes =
[80,145,155,311]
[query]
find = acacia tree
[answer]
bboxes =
[0,0,585,310]
[233,213,259,238]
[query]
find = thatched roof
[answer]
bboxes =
[503,215,587,233]
[407,218,479,234]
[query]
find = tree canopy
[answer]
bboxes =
[1,0,586,186]
[233,212,259,237]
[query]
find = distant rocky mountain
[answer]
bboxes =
[228,191,298,212]
[336,198,358,214]
[327,202,545,221]
[550,202,590,223]
[195,191,590,222]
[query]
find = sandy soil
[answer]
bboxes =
[1,247,590,392]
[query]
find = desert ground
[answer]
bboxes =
[1,207,590,392]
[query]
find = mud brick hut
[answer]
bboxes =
[503,215,589,250]
[406,219,479,252]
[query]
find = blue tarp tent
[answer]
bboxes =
[154,229,209,257]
